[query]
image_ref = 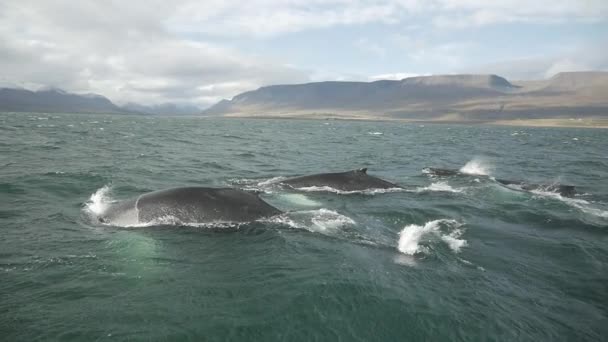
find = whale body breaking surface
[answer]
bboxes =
[281,168,401,191]
[100,187,283,225]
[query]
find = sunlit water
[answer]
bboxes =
[1,113,607,341]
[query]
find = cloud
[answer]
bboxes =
[354,38,387,58]
[431,0,608,28]
[166,1,608,36]
[0,1,606,107]
[168,1,400,38]
[368,72,426,81]
[544,59,593,78]
[464,44,608,80]
[0,1,310,107]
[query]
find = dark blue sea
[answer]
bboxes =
[1,112,607,341]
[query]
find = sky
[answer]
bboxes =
[0,0,607,108]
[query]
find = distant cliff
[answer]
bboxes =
[0,88,127,114]
[203,72,608,122]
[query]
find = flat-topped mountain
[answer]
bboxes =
[0,88,127,114]
[203,72,608,123]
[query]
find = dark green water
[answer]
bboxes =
[1,112,607,341]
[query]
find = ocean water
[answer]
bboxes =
[1,112,607,341]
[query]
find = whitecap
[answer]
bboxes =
[368,131,383,135]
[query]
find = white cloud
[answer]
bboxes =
[166,0,608,35]
[432,0,608,28]
[354,38,387,58]
[369,72,426,80]
[544,59,593,78]
[0,1,311,107]
[0,0,606,107]
[464,43,608,80]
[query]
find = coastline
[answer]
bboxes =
[222,113,608,129]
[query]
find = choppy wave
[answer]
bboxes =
[397,219,466,255]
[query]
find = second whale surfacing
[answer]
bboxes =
[494,179,577,198]
[422,167,577,197]
[100,187,283,226]
[281,168,401,192]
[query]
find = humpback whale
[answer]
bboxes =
[100,187,282,225]
[494,179,576,197]
[281,168,401,191]
[422,167,462,176]
[422,167,576,197]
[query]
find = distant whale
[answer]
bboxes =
[422,167,462,176]
[494,179,576,198]
[281,168,401,191]
[422,167,576,197]
[100,187,282,225]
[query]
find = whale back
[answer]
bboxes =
[282,168,400,191]
[101,187,282,225]
[422,167,460,176]
[496,179,576,197]
[136,187,282,223]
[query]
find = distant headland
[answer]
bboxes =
[203,71,608,128]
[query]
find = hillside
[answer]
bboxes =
[0,88,127,114]
[203,72,608,123]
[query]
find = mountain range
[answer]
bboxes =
[1,72,607,125]
[0,88,201,115]
[203,72,608,124]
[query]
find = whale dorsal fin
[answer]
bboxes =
[356,168,368,174]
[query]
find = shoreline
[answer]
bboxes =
[223,114,608,129]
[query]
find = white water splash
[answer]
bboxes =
[368,131,383,135]
[84,185,113,217]
[84,185,141,227]
[459,158,491,176]
[295,185,405,195]
[416,182,463,193]
[530,190,608,219]
[257,176,286,187]
[397,219,466,255]
[265,209,355,234]
[278,193,322,207]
